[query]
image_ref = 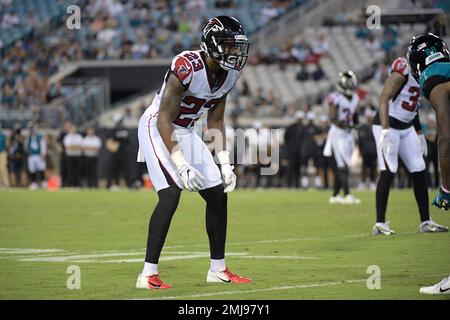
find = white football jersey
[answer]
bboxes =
[388,57,420,124]
[145,50,241,128]
[326,91,359,126]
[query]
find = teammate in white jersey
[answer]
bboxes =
[135,16,252,289]
[371,57,447,235]
[323,71,361,204]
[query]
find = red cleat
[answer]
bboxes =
[207,267,252,284]
[136,273,172,289]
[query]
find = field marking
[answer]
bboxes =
[0,248,64,254]
[162,231,419,249]
[16,252,249,263]
[134,280,367,300]
[133,273,450,300]
[239,255,317,260]
[9,248,317,263]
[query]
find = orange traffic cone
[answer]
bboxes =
[47,175,60,191]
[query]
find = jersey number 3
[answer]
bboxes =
[401,87,420,112]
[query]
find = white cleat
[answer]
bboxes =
[207,268,252,284]
[136,272,172,289]
[420,276,450,294]
[373,222,396,235]
[29,182,38,191]
[329,195,344,204]
[419,220,448,233]
[343,194,361,204]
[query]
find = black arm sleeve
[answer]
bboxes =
[413,112,422,132]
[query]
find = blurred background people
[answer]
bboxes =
[63,124,83,187]
[106,118,131,190]
[358,109,378,190]
[26,124,47,190]
[57,121,73,187]
[284,111,305,188]
[7,126,26,187]
[0,124,9,188]
[82,128,102,188]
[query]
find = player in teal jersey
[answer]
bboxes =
[407,33,450,211]
[26,124,47,189]
[408,33,450,295]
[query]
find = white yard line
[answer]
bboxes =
[17,251,145,262]
[3,231,418,263]
[63,253,317,263]
[16,252,249,263]
[134,280,367,300]
[133,273,450,300]
[239,255,317,260]
[0,248,64,254]
[163,231,418,249]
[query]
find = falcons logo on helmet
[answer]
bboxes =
[203,18,224,36]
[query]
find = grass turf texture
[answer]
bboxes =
[0,189,449,300]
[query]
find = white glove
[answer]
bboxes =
[379,128,393,156]
[217,150,236,193]
[171,150,204,192]
[418,133,428,157]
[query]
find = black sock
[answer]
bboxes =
[376,170,394,223]
[199,184,227,260]
[339,168,350,196]
[331,158,341,196]
[145,187,181,264]
[411,170,430,222]
[29,172,36,183]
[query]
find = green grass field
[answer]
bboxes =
[0,189,449,300]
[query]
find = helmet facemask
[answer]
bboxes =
[203,35,249,71]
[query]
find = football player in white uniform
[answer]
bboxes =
[135,16,252,289]
[372,56,448,235]
[323,71,361,204]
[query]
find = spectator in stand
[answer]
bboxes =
[355,18,371,40]
[0,125,9,188]
[1,11,19,29]
[82,128,102,188]
[381,26,398,55]
[296,63,309,81]
[310,34,329,58]
[374,61,389,84]
[63,124,83,187]
[261,2,279,24]
[311,63,325,81]
[291,37,311,63]
[131,33,150,59]
[215,0,235,9]
[365,34,381,51]
[7,126,26,187]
